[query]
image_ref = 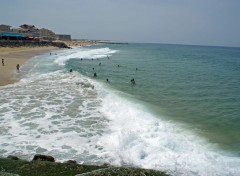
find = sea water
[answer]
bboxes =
[0,43,240,176]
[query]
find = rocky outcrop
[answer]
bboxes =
[75,167,168,176]
[0,156,169,176]
[64,160,77,164]
[7,155,19,160]
[32,154,55,162]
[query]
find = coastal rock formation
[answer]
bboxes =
[0,157,169,176]
[32,154,55,162]
[7,155,19,160]
[75,167,168,176]
[64,160,77,164]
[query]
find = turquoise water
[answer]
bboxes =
[68,43,240,153]
[1,43,240,175]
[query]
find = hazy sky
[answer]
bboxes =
[1,0,240,47]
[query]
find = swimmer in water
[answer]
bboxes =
[131,78,136,84]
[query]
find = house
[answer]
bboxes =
[40,28,56,41]
[0,32,28,40]
[19,24,40,37]
[0,24,11,32]
[56,34,71,41]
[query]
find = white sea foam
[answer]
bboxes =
[96,89,240,176]
[0,47,240,176]
[0,71,109,161]
[54,47,117,65]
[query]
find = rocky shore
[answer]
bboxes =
[0,155,169,176]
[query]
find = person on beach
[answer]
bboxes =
[94,72,97,77]
[2,58,4,66]
[16,64,20,72]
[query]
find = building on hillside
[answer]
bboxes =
[0,32,28,40]
[56,34,71,41]
[19,24,40,37]
[11,28,19,33]
[0,24,11,32]
[40,28,56,41]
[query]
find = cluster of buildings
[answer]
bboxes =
[0,24,71,41]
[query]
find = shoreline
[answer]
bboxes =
[0,46,59,86]
[0,40,99,87]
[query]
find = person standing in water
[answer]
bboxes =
[131,78,136,84]
[16,64,20,72]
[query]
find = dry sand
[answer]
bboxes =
[0,46,58,86]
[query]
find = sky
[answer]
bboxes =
[1,0,240,47]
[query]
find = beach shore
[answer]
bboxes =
[0,46,58,86]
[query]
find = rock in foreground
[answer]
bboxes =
[0,157,169,176]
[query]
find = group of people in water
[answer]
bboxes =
[69,56,137,85]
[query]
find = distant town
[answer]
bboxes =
[0,24,101,48]
[0,24,128,48]
[0,24,71,41]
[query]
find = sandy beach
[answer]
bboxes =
[0,46,58,86]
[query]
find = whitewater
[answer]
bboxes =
[0,44,240,176]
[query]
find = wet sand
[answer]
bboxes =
[0,46,57,86]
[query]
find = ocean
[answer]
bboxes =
[0,43,240,176]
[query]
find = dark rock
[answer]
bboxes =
[65,160,77,164]
[32,154,55,162]
[0,157,169,176]
[101,163,111,167]
[75,167,168,176]
[7,155,19,160]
